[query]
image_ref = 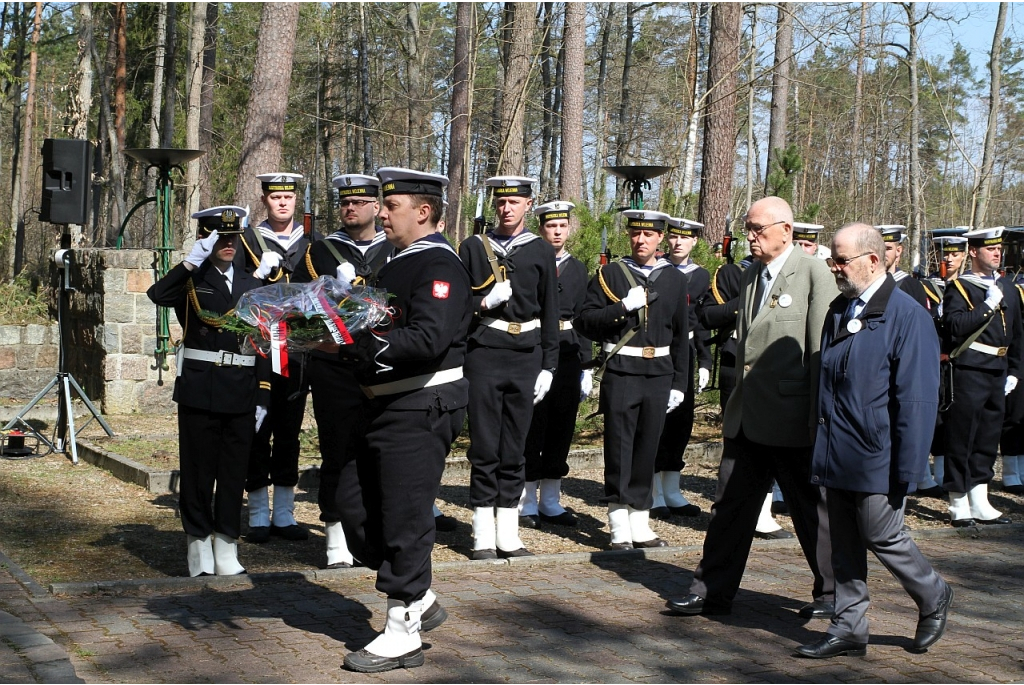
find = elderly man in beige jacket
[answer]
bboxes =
[666,196,838,618]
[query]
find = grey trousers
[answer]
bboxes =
[826,486,947,643]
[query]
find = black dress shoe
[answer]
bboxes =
[519,514,539,529]
[270,524,308,541]
[650,506,672,520]
[913,583,953,652]
[538,510,578,527]
[1003,483,1024,495]
[665,594,732,616]
[794,635,866,658]
[976,516,1011,525]
[608,541,633,550]
[916,485,946,499]
[471,548,497,560]
[434,514,458,532]
[771,500,789,515]
[755,528,794,540]
[246,526,270,544]
[343,647,424,673]
[633,537,668,548]
[497,547,534,558]
[421,600,448,631]
[950,518,977,528]
[669,504,701,517]
[798,599,835,619]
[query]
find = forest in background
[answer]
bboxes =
[2,2,1023,287]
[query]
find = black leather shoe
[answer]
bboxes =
[343,647,424,673]
[608,541,633,550]
[755,528,794,540]
[519,514,539,529]
[669,504,702,517]
[976,516,1011,525]
[798,599,835,619]
[434,514,458,532]
[950,518,977,528]
[471,548,497,560]
[246,526,270,544]
[794,635,866,658]
[270,524,308,541]
[916,485,946,499]
[665,594,732,616]
[538,510,578,527]
[497,547,534,559]
[650,507,672,520]
[421,600,447,632]
[1003,483,1024,495]
[913,583,953,652]
[771,501,789,515]
[633,537,668,548]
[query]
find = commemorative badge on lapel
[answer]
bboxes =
[778,293,792,308]
[847,319,863,334]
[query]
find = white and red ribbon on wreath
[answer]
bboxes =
[269,320,289,377]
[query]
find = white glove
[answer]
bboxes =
[985,283,1003,309]
[482,280,513,310]
[254,405,268,432]
[698,367,711,393]
[579,369,594,401]
[622,286,646,312]
[534,369,554,405]
[666,389,685,413]
[184,230,219,268]
[253,251,283,279]
[1006,375,1018,395]
[336,261,357,285]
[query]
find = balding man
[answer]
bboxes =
[666,196,838,618]
[795,223,950,658]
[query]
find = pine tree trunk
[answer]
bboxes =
[143,2,167,242]
[681,3,709,197]
[358,4,373,173]
[11,2,41,275]
[497,2,536,174]
[764,2,792,196]
[558,1,585,208]
[973,2,1007,229]
[160,3,178,148]
[906,3,923,269]
[592,3,614,208]
[199,2,219,209]
[446,2,475,240]
[184,2,207,235]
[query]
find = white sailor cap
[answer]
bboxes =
[964,226,1005,247]
[534,200,575,223]
[932,236,968,253]
[875,224,907,243]
[257,173,303,193]
[792,222,824,242]
[191,205,247,236]
[331,173,380,198]
[667,217,703,237]
[623,209,671,232]
[485,175,536,197]
[376,167,448,198]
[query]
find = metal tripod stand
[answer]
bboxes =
[3,244,114,463]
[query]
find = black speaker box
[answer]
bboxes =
[40,138,93,225]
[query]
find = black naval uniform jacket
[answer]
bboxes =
[459,230,560,372]
[235,221,322,283]
[555,254,593,364]
[576,258,690,389]
[891,269,930,311]
[147,261,271,413]
[676,262,713,371]
[943,273,1024,375]
[295,229,394,286]
[349,233,473,410]
[698,260,749,360]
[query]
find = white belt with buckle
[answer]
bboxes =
[182,348,256,367]
[481,317,540,335]
[602,343,671,359]
[362,366,464,399]
[559,320,574,331]
[969,342,1008,357]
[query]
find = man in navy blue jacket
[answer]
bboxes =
[796,223,952,659]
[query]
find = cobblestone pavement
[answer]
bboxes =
[1,527,1023,683]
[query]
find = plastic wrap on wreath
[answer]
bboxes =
[229,276,392,363]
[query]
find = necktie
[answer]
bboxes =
[840,297,861,327]
[223,272,232,296]
[751,266,769,318]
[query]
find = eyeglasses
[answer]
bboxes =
[339,199,376,208]
[826,253,872,269]
[744,220,784,237]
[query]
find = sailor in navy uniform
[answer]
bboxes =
[1001,264,1024,496]
[878,224,930,309]
[793,222,825,257]
[577,210,690,549]
[290,174,389,567]
[519,201,591,529]
[459,175,559,559]
[147,206,270,576]
[332,168,470,674]
[941,227,1022,526]
[651,217,709,520]
[235,173,318,544]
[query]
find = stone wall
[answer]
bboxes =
[0,323,60,399]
